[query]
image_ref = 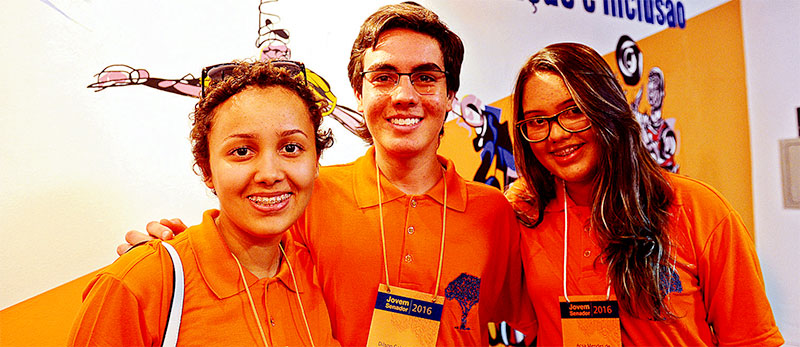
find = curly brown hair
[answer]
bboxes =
[190,60,333,182]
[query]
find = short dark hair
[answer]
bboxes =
[347,2,464,142]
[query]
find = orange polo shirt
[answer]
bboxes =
[294,147,533,346]
[69,209,338,346]
[509,174,783,346]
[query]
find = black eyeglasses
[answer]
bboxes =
[200,60,306,98]
[360,70,447,95]
[516,105,592,143]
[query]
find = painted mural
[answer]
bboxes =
[86,0,518,190]
[615,35,679,172]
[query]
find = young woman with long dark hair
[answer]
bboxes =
[507,42,783,346]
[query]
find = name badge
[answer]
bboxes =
[559,295,622,347]
[366,284,443,347]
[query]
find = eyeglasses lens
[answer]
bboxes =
[363,71,446,95]
[270,61,305,83]
[520,107,591,142]
[200,61,306,98]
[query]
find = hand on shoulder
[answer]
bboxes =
[116,218,188,256]
[504,179,540,228]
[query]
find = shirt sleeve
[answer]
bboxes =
[68,273,155,346]
[698,208,783,346]
[492,207,538,345]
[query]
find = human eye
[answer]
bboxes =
[560,106,586,121]
[228,146,253,159]
[368,72,397,85]
[412,71,440,84]
[280,142,306,156]
[528,117,549,127]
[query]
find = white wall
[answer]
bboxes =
[8,4,794,342]
[741,0,800,344]
[1,0,728,310]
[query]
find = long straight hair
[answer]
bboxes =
[511,43,676,320]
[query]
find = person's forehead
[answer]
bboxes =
[364,28,444,69]
[521,72,574,113]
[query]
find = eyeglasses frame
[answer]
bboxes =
[516,105,592,143]
[200,60,307,99]
[359,69,448,95]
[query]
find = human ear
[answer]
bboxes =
[355,89,364,113]
[446,91,455,112]
[204,176,214,191]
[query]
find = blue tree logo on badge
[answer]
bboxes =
[445,273,481,330]
[659,264,683,296]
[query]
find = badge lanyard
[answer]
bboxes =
[376,160,447,300]
[561,180,611,302]
[366,159,447,347]
[559,180,621,347]
[232,243,316,347]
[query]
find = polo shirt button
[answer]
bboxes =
[407,226,415,235]
[404,254,413,263]
[583,250,591,257]
[411,199,417,208]
[270,316,276,326]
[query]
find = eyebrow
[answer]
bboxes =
[365,62,445,72]
[523,100,578,117]
[280,129,310,138]
[223,133,256,141]
[222,128,310,141]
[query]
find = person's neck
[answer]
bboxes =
[564,180,593,207]
[216,215,283,279]
[375,146,443,195]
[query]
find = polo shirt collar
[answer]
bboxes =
[543,180,591,214]
[190,209,306,299]
[353,146,467,212]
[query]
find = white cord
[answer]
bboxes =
[232,253,270,347]
[562,179,612,302]
[562,180,570,303]
[280,244,316,347]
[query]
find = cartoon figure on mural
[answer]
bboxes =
[616,35,679,172]
[631,67,679,172]
[454,95,517,190]
[87,0,516,189]
[86,0,363,134]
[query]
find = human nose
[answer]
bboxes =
[547,117,571,141]
[391,74,420,103]
[254,153,285,185]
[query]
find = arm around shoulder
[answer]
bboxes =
[504,179,539,227]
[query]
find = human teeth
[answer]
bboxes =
[390,118,420,126]
[249,193,290,205]
[553,146,578,156]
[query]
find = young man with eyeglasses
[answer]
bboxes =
[123,2,533,345]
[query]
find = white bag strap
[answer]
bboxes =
[160,242,184,347]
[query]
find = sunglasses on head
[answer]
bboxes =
[199,60,337,117]
[200,60,307,99]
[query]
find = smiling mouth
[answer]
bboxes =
[552,144,582,157]
[248,193,291,206]
[389,117,421,126]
